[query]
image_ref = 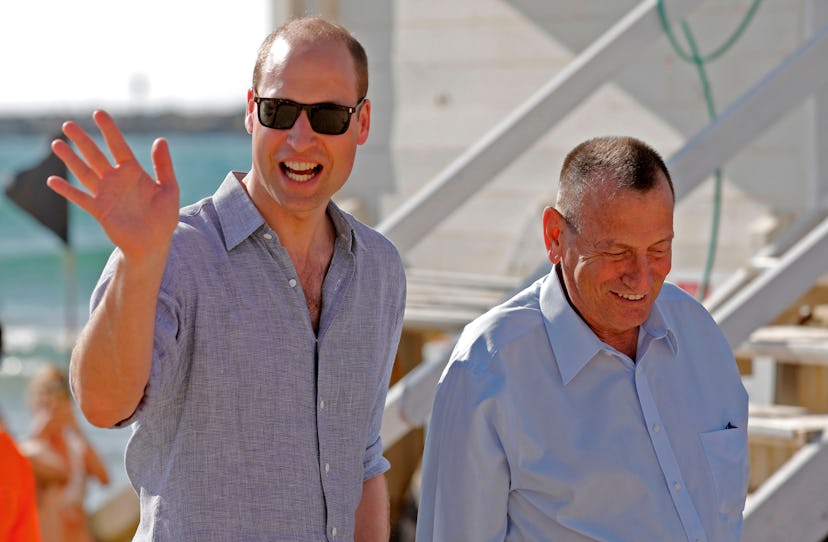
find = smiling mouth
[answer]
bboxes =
[281,161,322,182]
[616,292,645,301]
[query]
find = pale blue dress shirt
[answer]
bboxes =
[417,267,749,542]
[91,172,406,541]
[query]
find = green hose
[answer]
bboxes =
[657,0,763,300]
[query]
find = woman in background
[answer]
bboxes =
[20,365,109,542]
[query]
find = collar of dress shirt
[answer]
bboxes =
[539,265,677,385]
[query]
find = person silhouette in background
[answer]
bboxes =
[0,424,42,541]
[20,365,109,542]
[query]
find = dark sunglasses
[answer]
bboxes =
[253,96,365,135]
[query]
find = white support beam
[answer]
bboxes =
[713,215,828,350]
[382,354,449,447]
[704,207,828,315]
[743,431,828,542]
[377,0,705,253]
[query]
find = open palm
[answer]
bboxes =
[47,110,180,260]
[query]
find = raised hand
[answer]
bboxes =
[46,110,180,261]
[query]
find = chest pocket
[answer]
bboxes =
[699,426,749,522]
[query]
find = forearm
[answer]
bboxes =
[354,473,389,542]
[71,251,168,427]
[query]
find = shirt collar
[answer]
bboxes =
[539,265,678,385]
[639,292,678,356]
[212,171,359,254]
[214,171,265,251]
[326,200,360,255]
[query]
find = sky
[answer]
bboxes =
[0,0,274,115]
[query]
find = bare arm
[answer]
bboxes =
[354,473,390,542]
[79,431,110,485]
[47,110,180,427]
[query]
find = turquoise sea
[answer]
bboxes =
[0,128,253,509]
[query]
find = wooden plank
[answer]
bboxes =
[406,268,522,290]
[735,325,828,366]
[747,411,828,492]
[735,325,828,411]
[404,269,521,331]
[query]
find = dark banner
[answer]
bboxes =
[4,135,69,245]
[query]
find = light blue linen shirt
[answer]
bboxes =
[91,172,406,541]
[417,267,749,542]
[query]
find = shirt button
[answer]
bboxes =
[289,279,297,288]
[325,463,330,473]
[263,233,273,240]
[674,482,682,492]
[332,527,337,537]
[319,400,326,410]
[653,424,661,433]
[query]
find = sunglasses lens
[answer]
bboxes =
[259,100,301,129]
[309,107,350,135]
[256,98,356,135]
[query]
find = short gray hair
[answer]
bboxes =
[556,136,673,231]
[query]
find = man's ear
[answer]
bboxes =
[244,89,256,134]
[542,206,565,264]
[356,99,371,145]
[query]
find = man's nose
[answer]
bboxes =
[623,254,652,291]
[286,110,317,150]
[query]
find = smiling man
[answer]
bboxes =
[416,136,749,542]
[47,17,405,542]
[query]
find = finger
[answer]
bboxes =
[46,176,97,217]
[51,138,100,194]
[61,120,113,178]
[93,110,137,165]
[151,138,178,189]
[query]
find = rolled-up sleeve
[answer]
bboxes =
[416,360,510,542]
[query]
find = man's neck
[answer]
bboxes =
[555,265,639,360]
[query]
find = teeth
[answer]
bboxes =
[285,170,314,182]
[284,161,318,171]
[618,293,645,301]
[282,161,320,182]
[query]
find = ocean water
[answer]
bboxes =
[0,129,252,509]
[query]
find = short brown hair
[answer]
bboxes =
[556,136,674,231]
[252,17,369,100]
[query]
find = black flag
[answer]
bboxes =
[4,134,69,245]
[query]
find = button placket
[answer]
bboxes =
[635,361,707,542]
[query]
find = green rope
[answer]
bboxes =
[680,20,722,301]
[657,0,763,299]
